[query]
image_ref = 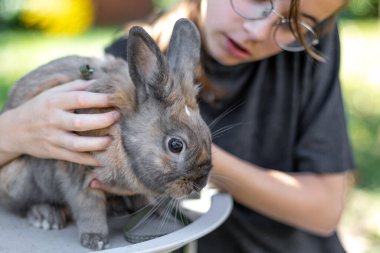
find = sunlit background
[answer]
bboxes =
[0,0,379,252]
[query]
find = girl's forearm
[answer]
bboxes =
[210,145,349,236]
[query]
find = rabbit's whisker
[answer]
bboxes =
[212,121,253,139]
[157,198,175,234]
[130,197,167,229]
[176,199,186,225]
[212,123,243,137]
[155,198,170,233]
[208,100,246,130]
[191,183,202,193]
[111,195,165,219]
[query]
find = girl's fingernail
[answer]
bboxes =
[113,111,121,120]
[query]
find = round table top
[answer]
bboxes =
[0,190,233,253]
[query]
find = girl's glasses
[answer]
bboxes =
[230,0,319,52]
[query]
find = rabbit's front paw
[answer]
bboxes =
[80,233,109,251]
[27,204,67,230]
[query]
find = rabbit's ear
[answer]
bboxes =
[167,18,201,79]
[127,26,169,101]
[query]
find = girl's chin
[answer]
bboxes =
[218,57,248,66]
[213,49,282,65]
[211,52,255,65]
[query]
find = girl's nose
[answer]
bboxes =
[242,17,277,42]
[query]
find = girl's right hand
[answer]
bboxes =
[0,79,120,166]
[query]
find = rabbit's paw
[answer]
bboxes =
[27,204,67,230]
[80,233,109,251]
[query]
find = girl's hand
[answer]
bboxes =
[0,79,120,166]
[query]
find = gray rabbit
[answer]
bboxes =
[0,18,212,250]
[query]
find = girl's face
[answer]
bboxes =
[199,0,345,65]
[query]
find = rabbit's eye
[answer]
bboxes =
[168,138,183,153]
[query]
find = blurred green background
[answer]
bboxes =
[0,0,379,252]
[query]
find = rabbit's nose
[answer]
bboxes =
[192,175,208,192]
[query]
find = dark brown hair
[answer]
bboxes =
[289,0,349,61]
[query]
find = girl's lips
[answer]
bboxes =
[225,36,251,59]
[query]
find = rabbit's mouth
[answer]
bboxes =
[164,175,209,199]
[191,175,209,191]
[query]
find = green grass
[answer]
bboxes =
[339,19,380,190]
[0,26,119,107]
[337,19,380,253]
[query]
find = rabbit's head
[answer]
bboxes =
[92,19,212,198]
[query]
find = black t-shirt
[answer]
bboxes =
[105,24,354,253]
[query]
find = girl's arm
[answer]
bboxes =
[211,144,350,236]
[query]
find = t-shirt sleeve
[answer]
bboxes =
[294,25,355,173]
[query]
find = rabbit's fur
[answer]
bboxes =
[0,19,212,250]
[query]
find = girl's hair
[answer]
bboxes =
[289,0,349,61]
[123,0,200,53]
[123,0,348,105]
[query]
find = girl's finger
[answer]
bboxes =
[39,145,102,166]
[48,91,113,110]
[53,132,113,152]
[57,110,120,132]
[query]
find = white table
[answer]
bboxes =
[0,191,233,253]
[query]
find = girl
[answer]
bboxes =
[105,0,354,252]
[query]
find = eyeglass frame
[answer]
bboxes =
[229,0,320,52]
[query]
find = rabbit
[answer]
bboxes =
[0,18,212,251]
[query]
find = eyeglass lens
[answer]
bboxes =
[230,0,273,20]
[274,20,318,51]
